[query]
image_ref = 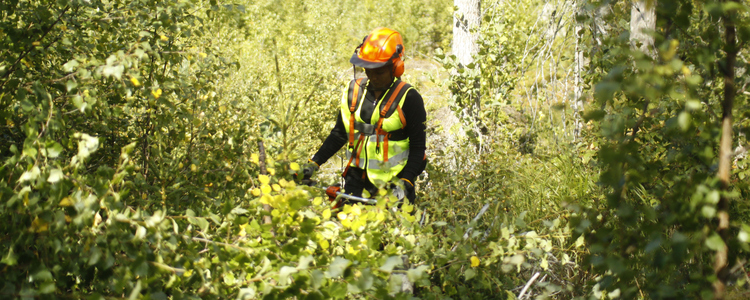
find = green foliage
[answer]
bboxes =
[433,0,750,298]
[571,0,750,298]
[3,0,554,298]
[2,0,748,298]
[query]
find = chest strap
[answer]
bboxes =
[347,78,366,148]
[374,81,408,162]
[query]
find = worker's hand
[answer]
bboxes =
[392,185,406,202]
[390,178,413,202]
[302,160,319,180]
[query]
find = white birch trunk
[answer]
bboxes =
[630,0,656,57]
[452,0,481,67]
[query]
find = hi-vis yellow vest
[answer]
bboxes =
[341,78,414,185]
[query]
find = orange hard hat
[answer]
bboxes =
[350,27,405,77]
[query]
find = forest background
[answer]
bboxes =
[1,0,749,299]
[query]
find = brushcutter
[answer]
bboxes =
[293,172,377,208]
[324,185,378,209]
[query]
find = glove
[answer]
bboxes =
[391,178,414,202]
[301,159,319,180]
[392,185,406,202]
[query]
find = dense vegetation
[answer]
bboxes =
[0,0,748,299]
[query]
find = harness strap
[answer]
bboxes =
[383,133,390,163]
[354,133,365,167]
[397,106,407,129]
[379,81,407,118]
[342,133,365,178]
[374,81,407,156]
[348,78,364,148]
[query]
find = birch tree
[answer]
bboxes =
[630,0,656,57]
[453,0,482,116]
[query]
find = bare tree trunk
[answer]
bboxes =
[592,4,611,54]
[713,1,737,298]
[453,0,481,115]
[629,0,656,57]
[573,0,585,140]
[453,0,480,68]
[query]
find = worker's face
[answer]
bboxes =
[365,65,393,91]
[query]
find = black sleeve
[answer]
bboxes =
[396,89,427,183]
[311,113,347,166]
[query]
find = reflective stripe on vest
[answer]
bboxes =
[345,149,410,170]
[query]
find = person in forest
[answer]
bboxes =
[303,27,427,206]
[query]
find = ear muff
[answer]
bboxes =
[392,44,404,77]
[392,58,404,77]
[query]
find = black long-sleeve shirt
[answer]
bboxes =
[312,87,426,183]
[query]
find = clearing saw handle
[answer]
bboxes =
[325,185,377,206]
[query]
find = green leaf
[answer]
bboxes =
[739,225,750,244]
[74,133,99,161]
[231,206,249,215]
[583,109,606,121]
[133,259,149,277]
[686,75,702,86]
[46,142,63,158]
[65,80,78,92]
[706,190,720,204]
[701,206,716,218]
[236,287,256,300]
[188,217,209,231]
[103,65,124,79]
[277,266,297,285]
[464,268,476,280]
[88,247,102,266]
[328,281,347,298]
[508,254,525,267]
[705,234,725,251]
[346,283,360,294]
[326,257,350,278]
[47,169,64,183]
[355,268,374,291]
[722,1,748,12]
[18,166,41,182]
[310,270,325,289]
[32,269,53,282]
[644,237,661,253]
[594,82,620,102]
[1,282,16,296]
[685,100,701,111]
[128,280,142,300]
[149,292,167,300]
[122,142,137,156]
[63,59,79,72]
[407,265,430,282]
[21,100,34,112]
[678,111,691,131]
[378,256,402,273]
[38,282,55,294]
[298,256,314,270]
[72,95,85,112]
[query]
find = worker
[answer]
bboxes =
[303,27,427,206]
